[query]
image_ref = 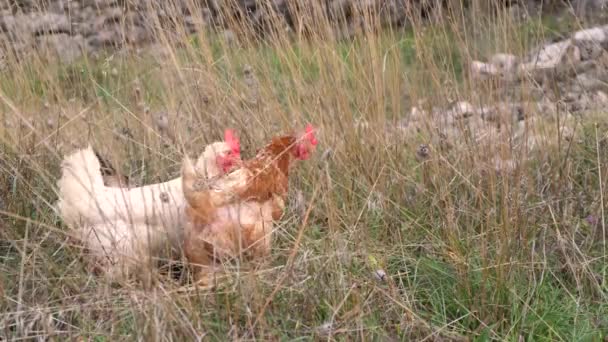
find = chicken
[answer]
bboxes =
[180,124,318,284]
[94,150,131,188]
[56,130,241,280]
[57,130,240,228]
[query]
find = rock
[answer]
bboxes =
[28,13,70,35]
[153,111,169,132]
[572,59,599,74]
[379,0,408,26]
[373,269,387,281]
[594,91,608,107]
[315,322,333,337]
[409,104,427,122]
[575,72,608,92]
[567,93,592,113]
[36,34,83,64]
[573,0,608,19]
[518,40,580,80]
[184,15,207,33]
[0,14,19,33]
[573,26,608,61]
[81,0,119,8]
[0,14,32,42]
[125,25,149,44]
[73,21,95,37]
[480,102,524,122]
[470,60,501,80]
[470,53,520,82]
[447,101,478,119]
[416,22,607,152]
[0,0,601,69]
[526,40,574,66]
[490,53,519,73]
[572,25,608,44]
[93,7,122,30]
[87,28,122,49]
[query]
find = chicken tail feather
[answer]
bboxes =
[55,145,106,227]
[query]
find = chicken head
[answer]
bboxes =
[293,124,318,160]
[195,129,241,178]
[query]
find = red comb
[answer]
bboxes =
[304,124,318,146]
[224,129,240,154]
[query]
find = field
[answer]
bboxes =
[1,3,608,340]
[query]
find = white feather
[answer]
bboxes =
[56,142,231,280]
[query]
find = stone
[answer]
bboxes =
[0,14,32,42]
[80,0,119,8]
[36,34,84,64]
[125,25,148,44]
[73,21,95,37]
[409,105,427,122]
[94,7,122,30]
[315,322,333,337]
[373,269,387,281]
[0,0,601,71]
[572,25,608,44]
[490,53,519,73]
[518,40,581,81]
[447,101,478,119]
[153,111,169,132]
[470,60,500,80]
[0,14,18,33]
[479,102,522,123]
[378,0,408,26]
[28,13,70,35]
[594,91,608,107]
[184,15,207,32]
[575,72,608,92]
[572,26,608,60]
[526,40,574,67]
[87,28,122,49]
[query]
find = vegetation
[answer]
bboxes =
[1,2,607,340]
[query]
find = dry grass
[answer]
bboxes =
[1,1,607,340]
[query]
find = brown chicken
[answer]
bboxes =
[181,124,318,284]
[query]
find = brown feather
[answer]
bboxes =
[183,134,306,284]
[234,136,296,202]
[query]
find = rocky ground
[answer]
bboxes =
[395,24,608,173]
[0,0,606,64]
[1,1,606,171]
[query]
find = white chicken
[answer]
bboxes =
[56,130,241,280]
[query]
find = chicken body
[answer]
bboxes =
[56,141,238,281]
[183,194,285,283]
[182,130,317,284]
